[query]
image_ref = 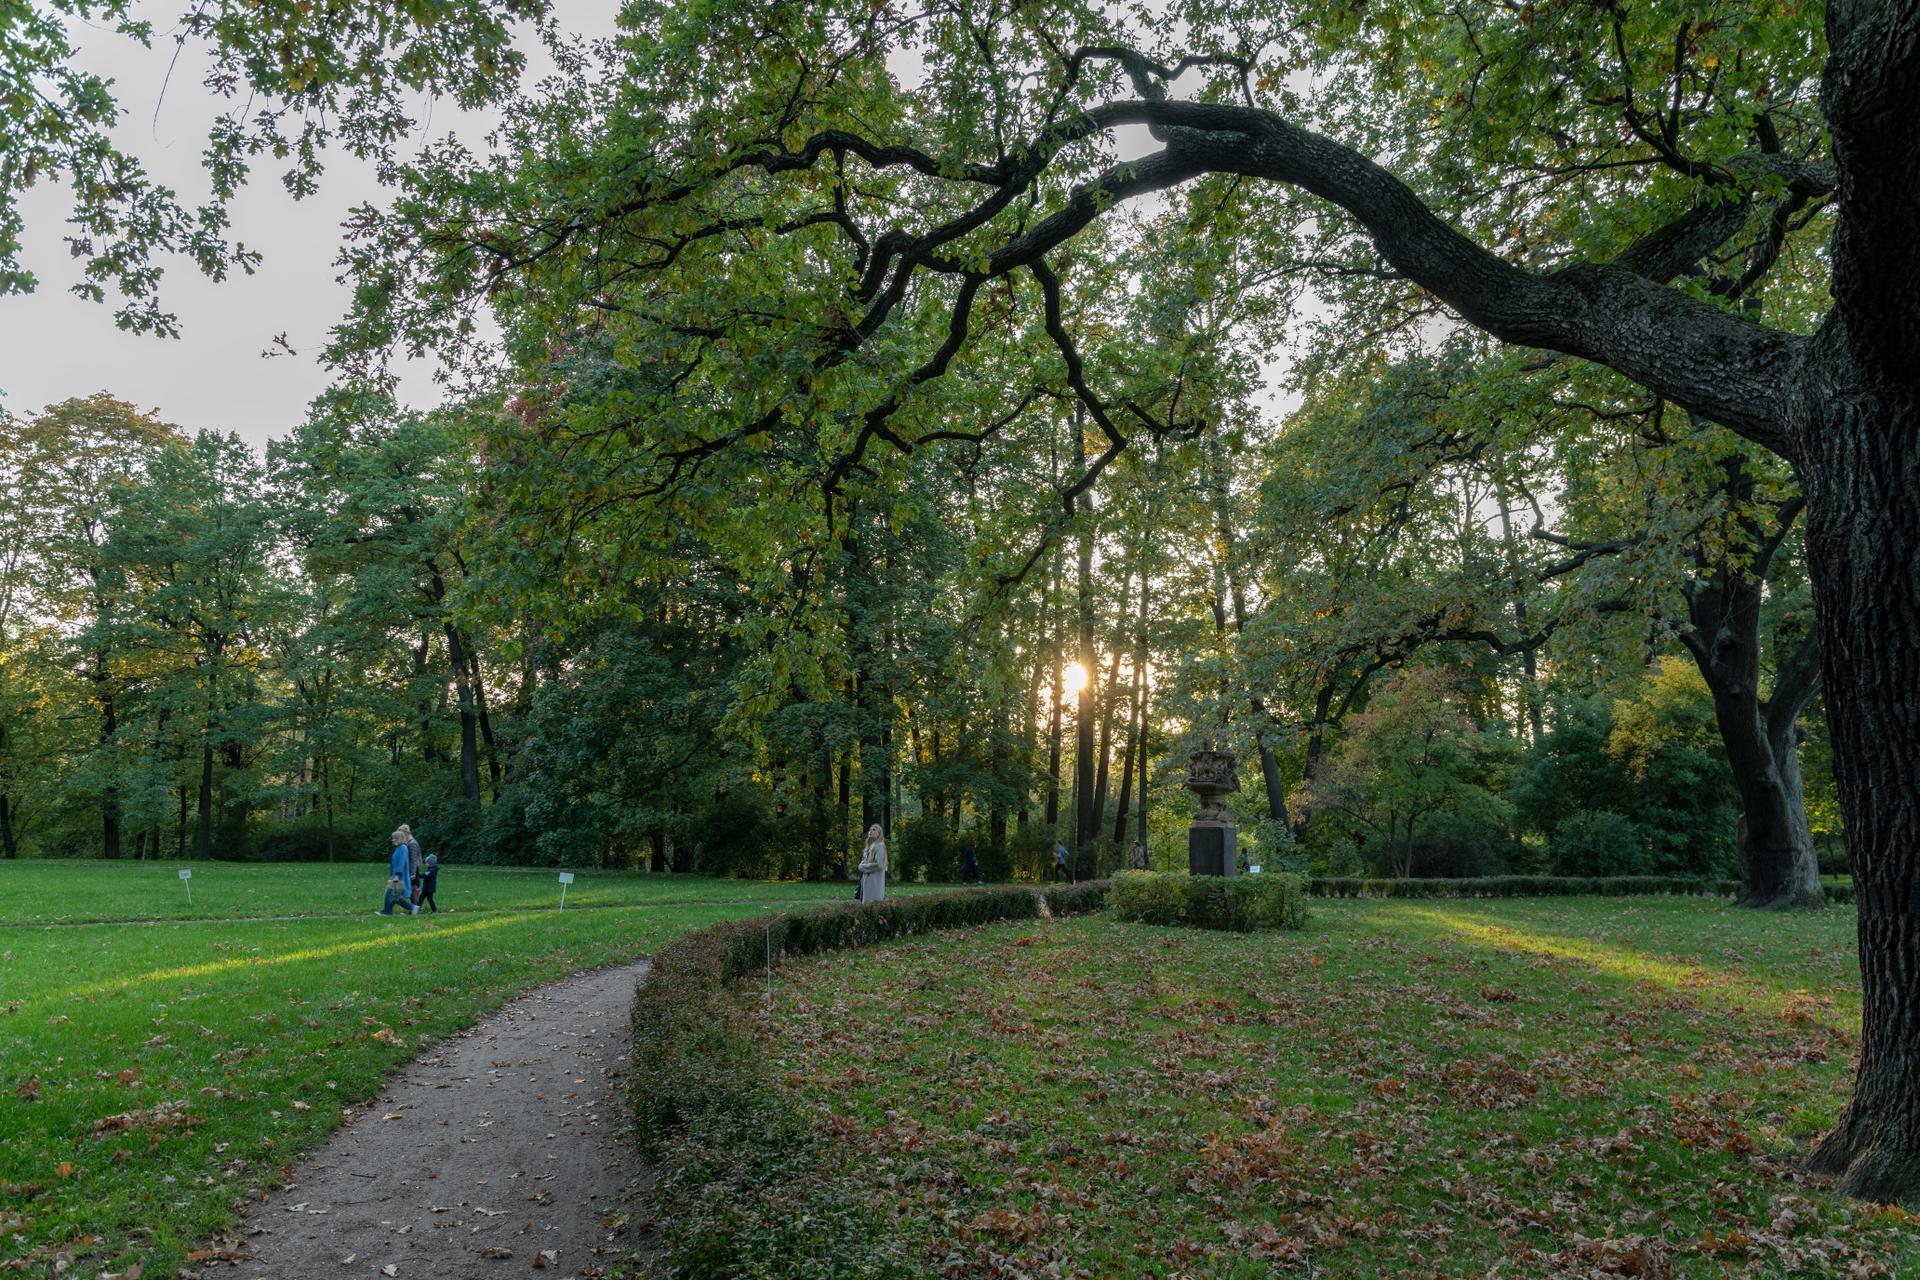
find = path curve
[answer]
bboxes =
[193,959,650,1280]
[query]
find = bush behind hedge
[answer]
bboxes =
[1109,871,1308,932]
[630,882,1108,1277]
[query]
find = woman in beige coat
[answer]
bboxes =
[858,824,888,904]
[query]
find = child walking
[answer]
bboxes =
[419,852,440,913]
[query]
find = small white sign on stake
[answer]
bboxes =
[557,871,575,909]
[1249,864,1262,875]
[178,867,193,905]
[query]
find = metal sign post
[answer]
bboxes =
[179,868,193,906]
[557,871,575,909]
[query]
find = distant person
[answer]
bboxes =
[1130,840,1149,871]
[858,824,888,904]
[1052,840,1074,885]
[378,832,419,916]
[399,823,423,900]
[418,852,440,913]
[962,842,979,884]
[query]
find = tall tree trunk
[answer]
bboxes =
[1679,464,1824,909]
[194,742,214,860]
[1493,483,1546,744]
[444,623,482,806]
[1017,640,1039,835]
[412,634,438,763]
[1135,558,1153,859]
[1092,570,1133,826]
[469,646,503,798]
[1112,656,1143,847]
[1696,645,1823,909]
[1208,428,1286,820]
[1044,539,1064,829]
[1800,371,1920,1202]
[1072,420,1097,858]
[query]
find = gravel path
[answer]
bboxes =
[198,960,650,1280]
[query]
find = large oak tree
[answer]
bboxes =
[335,0,1919,1201]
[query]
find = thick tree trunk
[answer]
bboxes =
[445,623,482,806]
[469,647,503,798]
[1710,689,1822,909]
[1677,452,1825,908]
[1800,370,1920,1203]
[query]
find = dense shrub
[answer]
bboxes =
[1549,809,1646,877]
[1109,871,1308,932]
[1042,879,1111,917]
[891,817,961,882]
[249,812,385,862]
[630,883,1108,1276]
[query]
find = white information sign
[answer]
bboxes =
[178,867,193,905]
[557,871,575,909]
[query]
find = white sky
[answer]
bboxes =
[1,2,622,448]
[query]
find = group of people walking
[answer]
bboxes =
[379,824,440,916]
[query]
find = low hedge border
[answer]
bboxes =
[629,881,1109,1278]
[1308,874,1855,903]
[1110,869,1309,931]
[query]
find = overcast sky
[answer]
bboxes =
[3,5,1296,452]
[2,3,621,450]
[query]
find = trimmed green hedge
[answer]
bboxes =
[1110,870,1308,932]
[1308,874,1855,903]
[1042,878,1112,917]
[630,883,1108,1277]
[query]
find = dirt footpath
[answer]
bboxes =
[206,960,651,1280]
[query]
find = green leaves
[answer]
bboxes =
[2,1,543,331]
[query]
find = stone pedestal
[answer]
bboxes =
[1185,748,1239,878]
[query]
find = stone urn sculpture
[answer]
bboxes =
[1185,747,1239,877]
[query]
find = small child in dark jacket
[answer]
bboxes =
[419,853,440,913]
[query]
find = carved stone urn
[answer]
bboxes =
[1185,747,1239,877]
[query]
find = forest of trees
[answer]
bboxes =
[0,372,1841,893]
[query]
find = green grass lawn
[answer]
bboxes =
[0,858,901,925]
[748,897,1920,1277]
[0,860,881,1279]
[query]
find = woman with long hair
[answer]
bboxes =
[857,824,888,904]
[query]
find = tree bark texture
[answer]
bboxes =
[1798,370,1920,1202]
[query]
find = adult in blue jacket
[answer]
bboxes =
[379,831,419,916]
